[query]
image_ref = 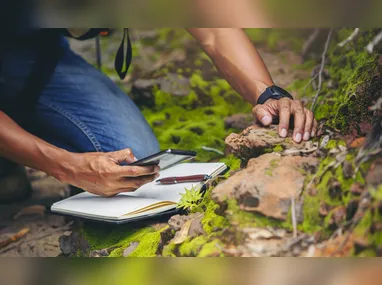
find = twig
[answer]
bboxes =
[291,196,298,238]
[338,28,360,47]
[201,146,224,156]
[0,221,73,255]
[311,29,334,112]
[302,29,321,59]
[366,30,382,54]
[303,73,319,97]
[0,228,30,249]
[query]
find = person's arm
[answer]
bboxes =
[0,111,159,197]
[188,28,318,143]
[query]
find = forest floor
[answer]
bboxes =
[0,29,380,257]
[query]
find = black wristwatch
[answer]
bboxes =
[257,85,294,105]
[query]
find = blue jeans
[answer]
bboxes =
[0,36,160,159]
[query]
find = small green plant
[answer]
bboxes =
[177,186,204,211]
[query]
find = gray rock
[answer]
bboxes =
[123,242,140,257]
[160,73,190,97]
[59,231,90,256]
[224,114,254,130]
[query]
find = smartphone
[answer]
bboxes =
[129,149,197,170]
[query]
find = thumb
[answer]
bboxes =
[110,148,137,164]
[252,105,273,126]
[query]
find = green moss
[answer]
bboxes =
[290,29,380,133]
[300,193,324,234]
[82,225,162,257]
[162,235,223,257]
[201,199,229,235]
[325,139,338,149]
[370,185,382,201]
[198,239,223,257]
[226,199,287,229]
[162,242,177,257]
[265,158,281,177]
[141,71,252,162]
[300,140,375,237]
[354,210,372,237]
[356,249,377,257]
[178,236,207,256]
[219,154,241,171]
[273,144,284,152]
[177,235,222,257]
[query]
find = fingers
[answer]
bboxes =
[99,173,159,197]
[312,119,318,137]
[278,98,291,138]
[116,165,160,177]
[303,109,314,141]
[290,101,306,143]
[253,105,273,126]
[110,148,136,164]
[119,173,159,189]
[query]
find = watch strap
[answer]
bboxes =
[257,85,294,105]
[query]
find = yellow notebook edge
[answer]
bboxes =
[123,201,177,217]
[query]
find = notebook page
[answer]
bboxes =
[122,162,226,202]
[51,193,174,220]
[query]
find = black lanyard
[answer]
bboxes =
[114,28,132,80]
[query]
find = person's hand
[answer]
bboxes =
[56,148,159,197]
[252,98,318,143]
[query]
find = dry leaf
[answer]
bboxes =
[13,205,46,220]
[172,219,193,245]
[350,137,366,148]
[171,213,204,245]
[320,135,330,148]
[0,228,30,249]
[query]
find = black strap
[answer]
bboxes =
[114,28,132,80]
[257,85,294,105]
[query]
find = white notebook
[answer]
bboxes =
[51,162,227,223]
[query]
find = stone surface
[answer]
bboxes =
[212,153,319,221]
[123,242,140,257]
[160,73,190,96]
[225,125,318,161]
[224,227,315,257]
[59,230,90,257]
[168,212,205,237]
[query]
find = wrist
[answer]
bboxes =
[252,81,273,106]
[41,147,77,183]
